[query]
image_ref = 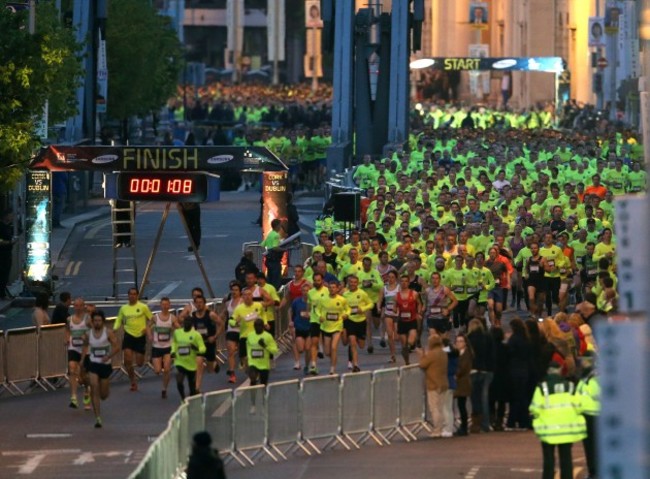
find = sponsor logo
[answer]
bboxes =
[92,154,118,164]
[207,154,234,165]
[492,59,517,69]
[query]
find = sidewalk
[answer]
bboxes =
[1,198,111,312]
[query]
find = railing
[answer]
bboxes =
[0,306,233,396]
[0,298,296,399]
[127,364,430,479]
[241,241,315,279]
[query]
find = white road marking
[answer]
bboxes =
[464,466,480,479]
[73,451,132,465]
[26,433,72,439]
[18,454,46,474]
[510,468,541,473]
[3,449,81,455]
[177,234,229,239]
[73,261,82,276]
[84,220,111,240]
[148,282,182,304]
[65,261,76,276]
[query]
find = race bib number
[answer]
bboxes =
[251,349,264,358]
[400,312,411,319]
[71,337,84,347]
[351,306,360,315]
[530,265,539,272]
[326,313,338,321]
[300,311,309,318]
[494,279,500,285]
[197,327,208,335]
[178,346,191,356]
[362,280,372,288]
[560,268,567,275]
[157,332,171,342]
[587,269,597,276]
[430,307,441,315]
[547,260,555,268]
[244,313,257,322]
[453,286,464,293]
[91,347,108,358]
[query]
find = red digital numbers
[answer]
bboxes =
[129,178,193,195]
[167,179,193,194]
[130,178,161,193]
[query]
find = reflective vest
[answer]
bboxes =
[529,378,587,445]
[576,374,600,416]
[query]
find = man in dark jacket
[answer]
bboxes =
[186,431,226,479]
[235,251,259,284]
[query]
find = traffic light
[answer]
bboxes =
[593,72,603,94]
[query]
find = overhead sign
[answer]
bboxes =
[30,146,288,173]
[409,56,564,73]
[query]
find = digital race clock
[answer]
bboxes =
[116,172,208,202]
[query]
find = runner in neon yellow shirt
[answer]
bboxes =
[317,281,351,375]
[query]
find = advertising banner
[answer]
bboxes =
[25,170,52,286]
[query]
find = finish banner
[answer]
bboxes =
[29,145,287,173]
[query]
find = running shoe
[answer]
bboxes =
[83,392,91,411]
[317,351,324,359]
[308,366,318,376]
[388,355,396,364]
[228,374,237,384]
[352,366,360,373]
[69,397,78,409]
[379,339,387,348]
[94,417,103,428]
[161,390,167,399]
[303,366,309,375]
[347,361,353,370]
[214,363,221,374]
[367,345,374,354]
[130,382,138,392]
[293,362,301,370]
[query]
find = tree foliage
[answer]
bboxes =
[106,0,184,121]
[0,1,83,192]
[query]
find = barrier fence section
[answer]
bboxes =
[0,300,227,397]
[128,366,431,479]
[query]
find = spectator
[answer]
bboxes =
[417,332,449,437]
[186,431,226,479]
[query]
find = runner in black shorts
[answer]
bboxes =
[291,283,313,374]
[223,281,243,384]
[191,296,223,393]
[83,310,120,428]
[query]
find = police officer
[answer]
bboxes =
[576,352,600,479]
[529,361,586,479]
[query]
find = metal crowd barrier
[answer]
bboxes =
[128,365,429,479]
[4,326,45,395]
[37,324,68,390]
[241,241,315,281]
[0,299,229,398]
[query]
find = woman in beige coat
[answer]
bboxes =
[418,333,449,437]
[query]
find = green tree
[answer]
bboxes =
[106,0,183,138]
[0,1,83,192]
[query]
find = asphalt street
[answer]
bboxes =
[0,191,588,478]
